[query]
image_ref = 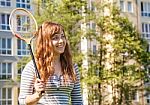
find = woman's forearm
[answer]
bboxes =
[25,92,42,105]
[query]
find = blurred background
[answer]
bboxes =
[0,0,150,105]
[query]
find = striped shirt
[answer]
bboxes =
[18,61,83,105]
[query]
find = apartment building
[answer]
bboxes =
[0,0,35,105]
[119,0,150,104]
[81,0,150,105]
[0,0,150,105]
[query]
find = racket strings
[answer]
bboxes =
[9,9,37,40]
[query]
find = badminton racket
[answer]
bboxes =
[9,8,44,94]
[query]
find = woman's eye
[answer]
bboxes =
[52,36,59,40]
[61,34,65,38]
[52,34,65,40]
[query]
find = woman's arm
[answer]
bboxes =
[18,61,44,105]
[71,64,83,105]
[25,92,41,105]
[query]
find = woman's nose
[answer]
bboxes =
[58,37,63,43]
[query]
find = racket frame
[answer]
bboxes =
[9,8,41,79]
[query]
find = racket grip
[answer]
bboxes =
[28,44,45,95]
[41,91,45,95]
[28,44,41,79]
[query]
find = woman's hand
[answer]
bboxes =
[34,78,45,98]
[25,78,45,105]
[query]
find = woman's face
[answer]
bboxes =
[51,31,66,55]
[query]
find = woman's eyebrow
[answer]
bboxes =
[53,34,59,36]
[55,33,63,35]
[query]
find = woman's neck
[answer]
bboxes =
[52,55,62,76]
[53,55,60,64]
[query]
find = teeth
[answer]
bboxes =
[57,45,63,47]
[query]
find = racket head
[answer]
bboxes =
[9,8,38,44]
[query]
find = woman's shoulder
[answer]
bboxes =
[73,63,81,80]
[73,63,79,73]
[22,60,35,74]
[25,60,34,68]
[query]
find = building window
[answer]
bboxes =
[147,66,150,77]
[0,38,12,55]
[86,22,96,30]
[141,2,150,17]
[120,0,125,12]
[0,62,12,80]
[0,13,10,30]
[93,45,96,54]
[16,15,30,32]
[127,1,133,12]
[86,22,90,29]
[147,94,150,103]
[141,23,150,39]
[17,59,28,79]
[87,1,96,12]
[146,44,150,52]
[91,23,96,30]
[0,88,12,105]
[17,39,29,56]
[0,0,11,7]
[132,90,139,102]
[16,0,31,9]
[91,2,96,11]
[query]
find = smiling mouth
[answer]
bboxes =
[56,45,64,48]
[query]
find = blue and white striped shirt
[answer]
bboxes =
[18,61,83,105]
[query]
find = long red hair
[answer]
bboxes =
[35,21,76,82]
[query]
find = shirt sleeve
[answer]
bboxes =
[71,64,83,105]
[18,61,36,105]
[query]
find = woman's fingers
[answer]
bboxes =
[35,78,44,83]
[34,78,45,92]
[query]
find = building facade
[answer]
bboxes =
[81,0,150,105]
[0,0,150,105]
[0,0,35,105]
[120,0,150,104]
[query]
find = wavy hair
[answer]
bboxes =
[35,21,76,82]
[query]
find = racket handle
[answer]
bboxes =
[28,44,45,94]
[41,91,45,95]
[37,90,45,97]
[28,44,41,79]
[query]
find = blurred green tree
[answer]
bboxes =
[83,1,150,105]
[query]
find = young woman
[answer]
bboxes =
[18,22,83,105]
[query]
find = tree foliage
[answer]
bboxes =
[17,1,150,105]
[84,1,150,105]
